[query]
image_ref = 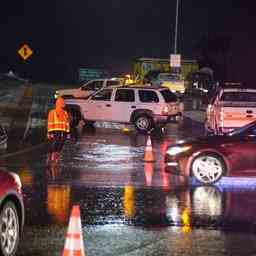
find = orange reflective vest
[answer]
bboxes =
[47,109,70,133]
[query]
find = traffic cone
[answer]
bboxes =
[62,205,86,256]
[143,135,155,162]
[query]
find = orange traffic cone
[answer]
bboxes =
[62,205,86,256]
[143,135,155,162]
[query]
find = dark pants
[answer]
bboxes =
[49,131,67,153]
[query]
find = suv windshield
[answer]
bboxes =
[160,89,178,102]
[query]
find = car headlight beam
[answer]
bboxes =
[167,145,191,156]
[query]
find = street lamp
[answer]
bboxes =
[174,0,180,54]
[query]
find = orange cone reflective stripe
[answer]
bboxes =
[62,205,86,256]
[143,135,155,162]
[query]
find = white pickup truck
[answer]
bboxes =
[205,86,256,134]
[54,78,123,99]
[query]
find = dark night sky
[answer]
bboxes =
[0,0,255,82]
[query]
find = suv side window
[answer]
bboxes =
[82,81,103,91]
[138,90,159,103]
[91,89,112,101]
[106,80,121,87]
[115,89,135,102]
[160,89,177,102]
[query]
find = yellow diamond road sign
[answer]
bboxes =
[18,44,33,60]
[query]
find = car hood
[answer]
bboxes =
[174,135,235,147]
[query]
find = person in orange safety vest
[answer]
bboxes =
[47,97,70,162]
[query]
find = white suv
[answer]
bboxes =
[65,86,183,133]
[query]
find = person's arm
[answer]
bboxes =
[47,110,54,140]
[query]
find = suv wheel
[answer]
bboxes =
[0,201,20,256]
[134,115,154,133]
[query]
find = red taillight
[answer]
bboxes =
[162,106,169,115]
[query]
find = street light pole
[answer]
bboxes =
[174,0,180,54]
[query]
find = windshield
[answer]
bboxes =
[228,120,256,136]
[159,73,180,81]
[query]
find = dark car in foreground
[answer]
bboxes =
[165,120,256,185]
[0,170,24,256]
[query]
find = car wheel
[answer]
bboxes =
[0,201,20,256]
[68,109,81,128]
[191,154,225,184]
[134,115,154,133]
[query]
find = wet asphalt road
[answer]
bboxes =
[1,111,256,256]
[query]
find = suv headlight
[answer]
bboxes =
[166,145,191,156]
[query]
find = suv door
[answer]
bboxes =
[83,89,113,121]
[111,88,136,122]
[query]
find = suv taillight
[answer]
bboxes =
[162,105,169,115]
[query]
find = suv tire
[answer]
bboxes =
[134,115,154,133]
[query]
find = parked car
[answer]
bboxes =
[153,73,185,96]
[165,120,256,185]
[65,85,184,133]
[54,78,123,99]
[205,85,256,135]
[144,71,185,97]
[0,170,24,256]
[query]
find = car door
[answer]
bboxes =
[83,89,113,121]
[110,89,136,122]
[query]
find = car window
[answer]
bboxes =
[220,91,256,102]
[160,89,177,102]
[82,81,103,91]
[91,89,112,101]
[106,80,121,87]
[115,89,135,102]
[138,90,159,103]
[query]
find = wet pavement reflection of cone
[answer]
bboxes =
[143,135,155,162]
[144,162,154,186]
[62,205,86,256]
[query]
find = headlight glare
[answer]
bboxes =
[167,145,191,156]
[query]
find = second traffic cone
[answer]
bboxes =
[143,135,155,162]
[62,205,86,256]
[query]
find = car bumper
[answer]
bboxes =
[154,113,182,124]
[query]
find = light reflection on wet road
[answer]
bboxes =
[2,114,256,255]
